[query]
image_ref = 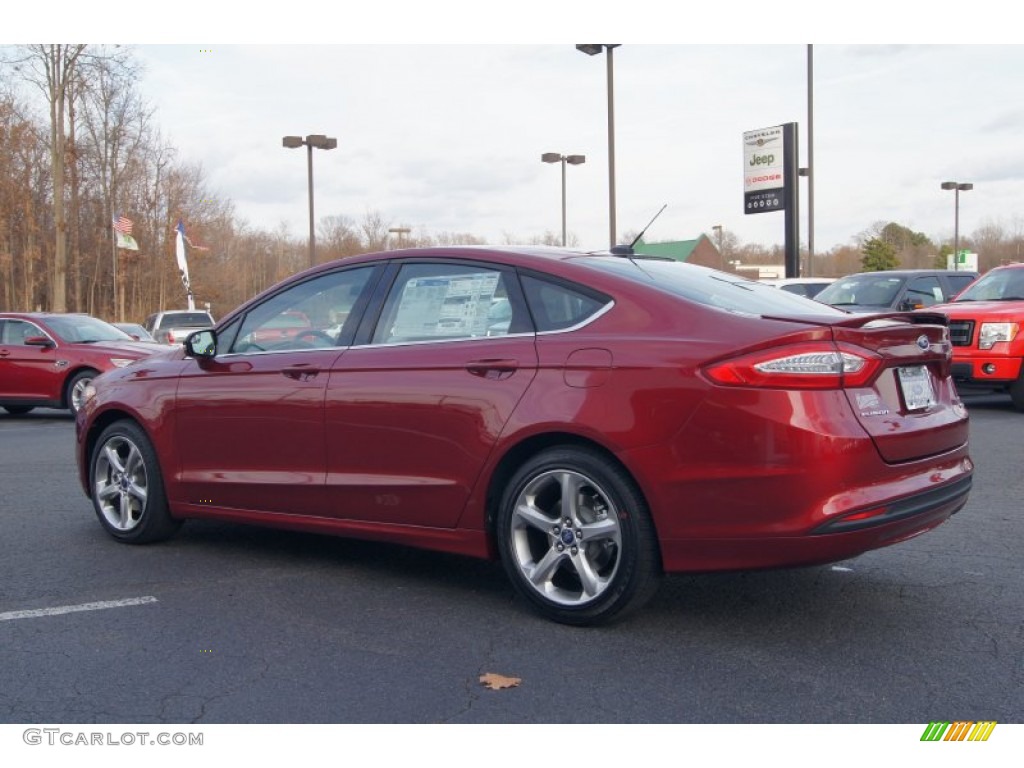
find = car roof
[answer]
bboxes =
[761,277,835,285]
[839,269,978,278]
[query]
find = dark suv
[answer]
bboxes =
[143,310,215,345]
[815,269,978,313]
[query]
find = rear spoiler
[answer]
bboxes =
[761,311,949,329]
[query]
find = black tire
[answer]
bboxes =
[2,405,35,415]
[1010,372,1024,412]
[496,446,661,626]
[89,419,182,544]
[65,369,99,414]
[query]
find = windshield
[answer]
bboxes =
[953,268,1024,302]
[580,258,849,317]
[46,315,134,343]
[815,274,905,307]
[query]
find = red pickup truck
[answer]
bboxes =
[929,262,1024,410]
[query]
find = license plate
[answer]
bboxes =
[897,366,935,410]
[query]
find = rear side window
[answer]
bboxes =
[946,274,977,295]
[520,275,610,332]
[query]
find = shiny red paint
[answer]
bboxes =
[76,246,973,577]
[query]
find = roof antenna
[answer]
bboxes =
[610,204,668,256]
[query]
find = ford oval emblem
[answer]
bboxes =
[917,335,930,350]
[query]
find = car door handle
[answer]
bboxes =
[0,350,9,358]
[282,364,320,381]
[466,358,519,380]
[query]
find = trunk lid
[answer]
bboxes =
[829,312,968,463]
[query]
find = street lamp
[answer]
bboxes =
[389,227,411,247]
[542,152,586,246]
[940,181,973,271]
[577,44,620,248]
[283,133,337,268]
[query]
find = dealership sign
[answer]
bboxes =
[743,125,785,214]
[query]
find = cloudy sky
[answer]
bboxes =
[12,4,1024,255]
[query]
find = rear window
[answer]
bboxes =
[158,312,213,328]
[582,258,848,317]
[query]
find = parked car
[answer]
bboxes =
[815,269,977,313]
[75,247,973,625]
[113,322,158,343]
[0,313,163,415]
[926,262,1024,410]
[143,309,215,345]
[760,277,835,299]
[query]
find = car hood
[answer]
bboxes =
[929,300,1024,320]
[78,340,169,357]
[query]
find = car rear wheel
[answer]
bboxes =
[496,446,661,626]
[90,420,181,544]
[66,369,98,414]
[2,405,35,415]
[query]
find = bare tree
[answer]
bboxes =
[79,52,150,318]
[359,209,391,252]
[9,45,88,311]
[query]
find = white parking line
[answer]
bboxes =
[0,596,158,622]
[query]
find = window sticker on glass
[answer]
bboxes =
[390,272,500,339]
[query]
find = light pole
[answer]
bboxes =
[542,153,586,246]
[941,181,973,271]
[576,44,620,248]
[283,134,337,268]
[389,227,411,248]
[712,224,724,268]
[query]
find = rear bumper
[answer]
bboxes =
[659,474,970,573]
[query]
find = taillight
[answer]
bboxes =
[703,342,882,389]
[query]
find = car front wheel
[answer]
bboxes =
[90,420,181,543]
[66,369,98,414]
[1010,371,1024,412]
[496,446,661,626]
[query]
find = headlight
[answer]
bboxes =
[978,322,1019,350]
[109,357,136,368]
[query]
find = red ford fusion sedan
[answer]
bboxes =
[75,246,973,625]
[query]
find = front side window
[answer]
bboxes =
[905,277,943,307]
[232,267,373,353]
[1,320,46,345]
[373,264,515,344]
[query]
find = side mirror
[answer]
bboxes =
[185,329,217,359]
[24,335,55,348]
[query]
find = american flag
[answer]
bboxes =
[112,215,133,235]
